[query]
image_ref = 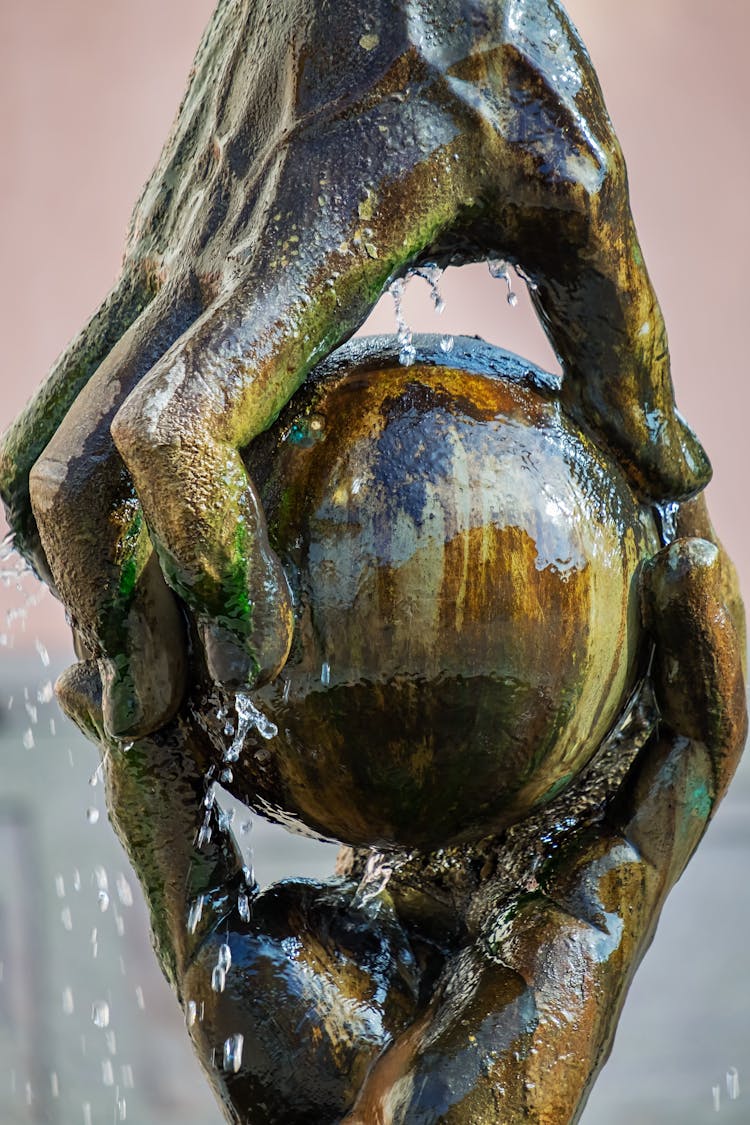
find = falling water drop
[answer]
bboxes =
[187,895,205,935]
[223,1033,244,1074]
[86,808,100,825]
[91,1000,110,1029]
[218,943,232,973]
[726,1067,740,1100]
[389,277,416,367]
[186,1000,198,1028]
[212,965,226,993]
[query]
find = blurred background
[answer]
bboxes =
[0,1,747,1121]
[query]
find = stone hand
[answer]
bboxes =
[53,495,745,1124]
[0,0,711,740]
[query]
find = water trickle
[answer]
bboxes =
[389,278,416,367]
[351,850,394,909]
[92,1000,110,1029]
[412,261,446,314]
[223,1033,244,1074]
[655,501,679,546]
[225,693,278,763]
[487,258,518,306]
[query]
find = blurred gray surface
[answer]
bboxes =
[0,652,747,1124]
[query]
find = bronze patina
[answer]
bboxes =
[1,1,745,1122]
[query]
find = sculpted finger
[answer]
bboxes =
[641,536,747,790]
[0,268,155,583]
[29,280,204,737]
[111,130,467,689]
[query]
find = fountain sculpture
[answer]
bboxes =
[1,2,745,1121]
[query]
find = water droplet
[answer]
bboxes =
[321,661,331,687]
[238,893,251,922]
[218,943,232,972]
[134,986,145,1011]
[116,874,134,908]
[218,807,235,833]
[35,638,50,667]
[98,891,110,913]
[223,1033,244,1074]
[212,965,226,993]
[102,1058,114,1086]
[186,1000,198,1028]
[82,1102,93,1125]
[121,1065,134,1089]
[187,895,204,934]
[92,1000,110,1029]
[50,1072,59,1098]
[23,729,34,749]
[727,1067,740,1100]
[507,290,518,307]
[55,874,66,899]
[117,1096,127,1121]
[440,335,454,354]
[62,987,75,1015]
[61,907,73,932]
[86,808,100,825]
[712,1083,721,1112]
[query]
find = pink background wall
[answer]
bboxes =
[1,0,748,655]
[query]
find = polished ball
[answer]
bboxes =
[238,337,658,849]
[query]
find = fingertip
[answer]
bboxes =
[55,661,108,745]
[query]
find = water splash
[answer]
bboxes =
[351,850,394,909]
[224,693,278,763]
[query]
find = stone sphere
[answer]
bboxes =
[238,337,658,849]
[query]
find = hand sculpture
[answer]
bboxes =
[0,0,711,739]
[0,2,745,1124]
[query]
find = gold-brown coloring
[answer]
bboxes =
[1,1,745,1122]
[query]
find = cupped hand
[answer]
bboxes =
[0,0,710,738]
